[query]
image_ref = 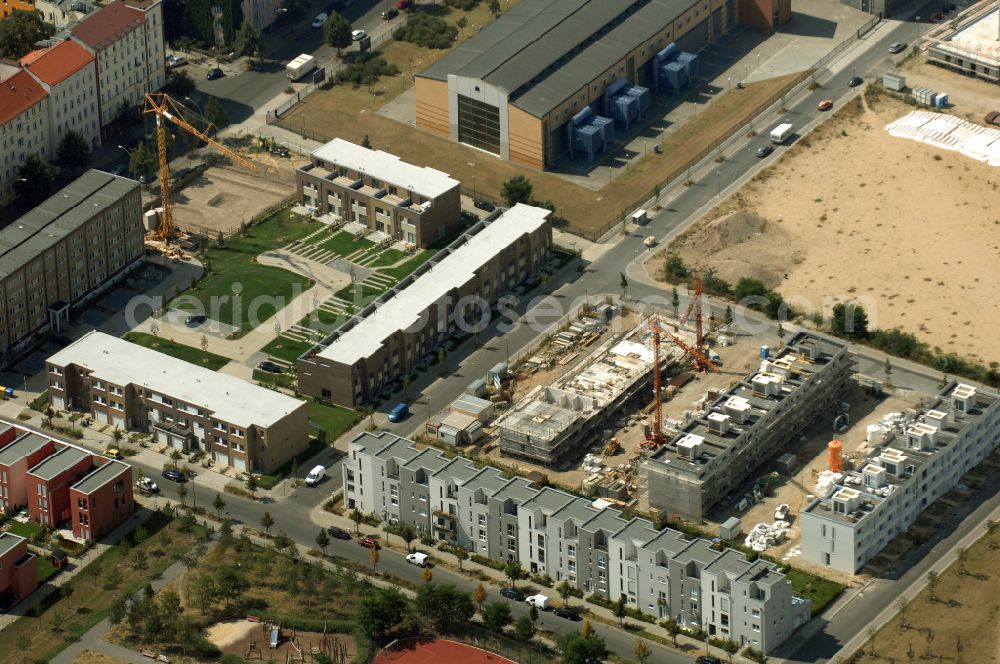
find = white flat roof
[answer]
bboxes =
[311,138,460,199]
[316,204,551,365]
[48,332,306,428]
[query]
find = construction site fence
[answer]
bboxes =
[565,13,881,243]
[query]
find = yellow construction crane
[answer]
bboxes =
[143,92,258,243]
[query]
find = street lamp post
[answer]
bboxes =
[716,170,722,197]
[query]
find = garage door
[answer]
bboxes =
[233,457,246,471]
[112,415,124,429]
[155,429,167,444]
[676,18,709,52]
[214,450,229,466]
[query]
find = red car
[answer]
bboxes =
[396,0,412,9]
[817,99,833,111]
[358,536,380,549]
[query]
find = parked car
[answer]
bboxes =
[137,477,160,494]
[270,145,290,157]
[206,67,224,80]
[553,606,581,620]
[755,145,774,158]
[257,360,283,373]
[167,55,187,68]
[305,465,326,486]
[358,536,380,549]
[388,402,409,423]
[104,448,123,460]
[525,594,550,610]
[405,552,429,567]
[500,587,525,601]
[696,657,723,664]
[351,29,367,41]
[643,235,657,248]
[381,8,398,19]
[312,12,328,28]
[396,0,413,9]
[161,468,187,483]
[888,41,907,53]
[817,99,833,111]
[473,199,496,212]
[774,503,791,520]
[984,111,1000,126]
[185,314,207,328]
[848,76,864,87]
[327,526,351,540]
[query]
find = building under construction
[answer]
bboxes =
[497,315,689,467]
[642,331,853,522]
[926,2,1000,84]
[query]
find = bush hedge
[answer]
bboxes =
[470,554,504,571]
[393,13,457,49]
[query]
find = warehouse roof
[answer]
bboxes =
[0,170,137,280]
[420,0,693,118]
[314,204,550,365]
[310,138,459,199]
[48,332,307,429]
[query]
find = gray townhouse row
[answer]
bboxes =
[343,431,811,653]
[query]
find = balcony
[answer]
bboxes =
[433,509,457,520]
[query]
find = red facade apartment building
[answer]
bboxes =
[69,459,133,541]
[0,533,37,609]
[0,430,54,510]
[26,446,93,527]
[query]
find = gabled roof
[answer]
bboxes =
[71,0,144,50]
[21,40,94,86]
[0,70,48,125]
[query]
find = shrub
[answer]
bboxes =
[393,13,458,49]
[191,635,222,658]
[445,0,479,8]
[471,554,505,571]
[530,573,553,588]
[336,53,400,86]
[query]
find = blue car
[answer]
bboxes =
[388,403,409,422]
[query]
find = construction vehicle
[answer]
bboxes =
[603,438,622,456]
[143,92,258,244]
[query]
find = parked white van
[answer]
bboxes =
[305,465,326,486]
[525,594,550,610]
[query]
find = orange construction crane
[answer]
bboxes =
[647,315,668,449]
[679,273,704,351]
[143,92,257,243]
[663,326,718,374]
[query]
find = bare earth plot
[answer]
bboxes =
[665,90,1000,366]
[170,167,290,237]
[900,59,1000,121]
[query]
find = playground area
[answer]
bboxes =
[374,638,516,664]
[208,619,354,663]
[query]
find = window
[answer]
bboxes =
[456,94,501,155]
[479,528,487,542]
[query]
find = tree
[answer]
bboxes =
[884,357,893,384]
[421,567,432,584]
[216,567,248,606]
[204,97,229,132]
[112,426,124,446]
[260,511,275,536]
[500,174,533,207]
[416,583,475,633]
[356,587,408,643]
[217,230,225,248]
[504,561,523,588]
[614,593,628,628]
[400,523,417,552]
[369,545,379,572]
[866,626,878,656]
[777,322,785,341]
[514,615,535,641]
[895,596,910,628]
[245,473,259,499]
[620,272,629,299]
[361,134,372,149]
[634,639,653,664]
[581,619,595,639]
[724,304,734,326]
[323,13,353,57]
[488,0,501,16]
[315,527,330,555]
[129,143,157,183]
[481,601,511,635]
[473,583,487,613]
[926,570,940,602]
[831,302,870,340]
[557,579,574,606]
[55,130,92,171]
[234,21,261,58]
[176,482,188,506]
[132,547,148,570]
[43,406,56,427]
[200,335,208,352]
[350,508,363,534]
[671,287,680,317]
[0,11,55,59]
[165,69,196,100]
[987,520,999,549]
[561,632,610,664]
[956,546,968,575]
[457,16,468,36]
[455,547,468,570]
[722,638,740,663]
[14,154,54,208]
[664,619,682,646]
[529,604,539,628]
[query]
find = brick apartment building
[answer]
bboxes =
[47,331,310,473]
[298,204,552,406]
[70,459,133,541]
[296,138,462,248]
[0,432,56,510]
[0,533,37,610]
[0,170,145,368]
[26,445,93,527]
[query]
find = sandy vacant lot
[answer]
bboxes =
[668,89,1000,366]
[171,167,291,237]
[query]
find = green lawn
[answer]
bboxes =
[7,520,42,540]
[785,568,845,616]
[317,230,374,256]
[35,555,57,583]
[123,332,230,371]
[333,282,391,306]
[260,335,314,364]
[174,208,316,334]
[366,248,407,267]
[378,250,437,280]
[308,401,359,443]
[252,369,296,389]
[0,513,208,663]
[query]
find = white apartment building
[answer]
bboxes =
[35,0,92,28]
[21,40,100,154]
[343,431,811,653]
[801,382,1000,573]
[71,0,165,131]
[0,70,50,205]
